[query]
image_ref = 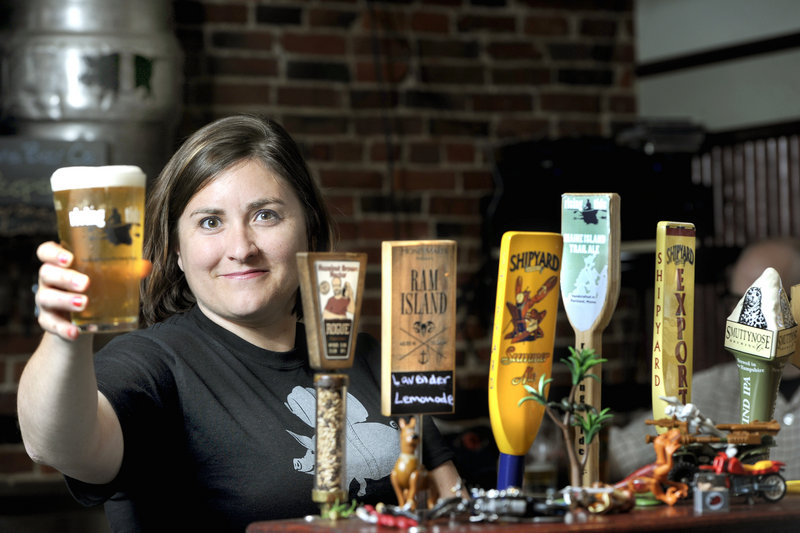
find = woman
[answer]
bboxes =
[18,115,459,532]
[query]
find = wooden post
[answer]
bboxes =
[560,193,620,486]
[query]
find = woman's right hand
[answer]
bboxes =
[35,241,90,341]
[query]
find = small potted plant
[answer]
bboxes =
[518,346,613,488]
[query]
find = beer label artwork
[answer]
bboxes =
[297,252,366,371]
[381,241,456,416]
[651,222,695,424]
[315,259,361,359]
[724,267,798,424]
[560,195,612,331]
[488,232,562,456]
[55,192,142,255]
[559,192,619,485]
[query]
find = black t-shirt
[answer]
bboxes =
[65,306,453,532]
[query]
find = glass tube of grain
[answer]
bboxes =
[313,373,349,513]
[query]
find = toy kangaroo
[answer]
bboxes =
[390,417,438,510]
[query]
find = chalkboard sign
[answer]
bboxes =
[389,370,454,415]
[381,240,457,416]
[0,136,107,235]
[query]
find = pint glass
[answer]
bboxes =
[50,166,146,332]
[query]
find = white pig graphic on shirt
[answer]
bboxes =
[284,386,400,496]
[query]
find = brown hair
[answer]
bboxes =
[141,114,334,326]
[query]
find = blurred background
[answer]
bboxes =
[1,0,799,530]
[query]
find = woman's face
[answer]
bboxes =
[176,159,308,331]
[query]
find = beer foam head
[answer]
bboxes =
[50,166,146,191]
[727,266,797,330]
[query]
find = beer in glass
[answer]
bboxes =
[50,165,146,332]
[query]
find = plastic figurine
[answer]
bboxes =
[561,483,635,514]
[614,428,689,506]
[518,346,613,487]
[645,397,780,488]
[698,447,787,503]
[661,395,726,438]
[390,417,438,510]
[355,486,568,526]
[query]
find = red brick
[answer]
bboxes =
[361,195,421,215]
[208,56,278,77]
[308,8,359,28]
[211,31,273,50]
[445,143,476,164]
[580,18,618,38]
[486,41,543,61]
[492,67,551,86]
[287,60,350,82]
[281,33,347,56]
[393,169,457,191]
[277,86,342,108]
[420,0,462,5]
[496,117,550,139]
[211,83,273,105]
[472,93,533,113]
[334,221,358,241]
[358,218,430,240]
[614,43,635,63]
[618,65,635,88]
[438,221,481,239]
[350,89,399,110]
[0,335,41,353]
[0,447,35,474]
[430,118,489,137]
[352,36,412,58]
[418,39,479,60]
[523,15,569,36]
[204,4,249,24]
[558,118,602,136]
[608,94,636,114]
[355,60,410,84]
[0,391,16,416]
[40,463,60,475]
[411,11,450,33]
[463,170,493,191]
[540,92,600,113]
[282,115,349,136]
[12,358,26,384]
[457,14,515,33]
[361,9,409,32]
[355,117,423,136]
[324,194,356,218]
[430,196,481,216]
[306,141,363,163]
[409,142,441,164]
[370,142,403,163]
[318,169,384,190]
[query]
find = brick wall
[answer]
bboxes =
[171,0,637,359]
[0,0,636,489]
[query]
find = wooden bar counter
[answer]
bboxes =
[248,494,800,533]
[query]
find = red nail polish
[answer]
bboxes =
[72,296,85,309]
[58,253,70,266]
